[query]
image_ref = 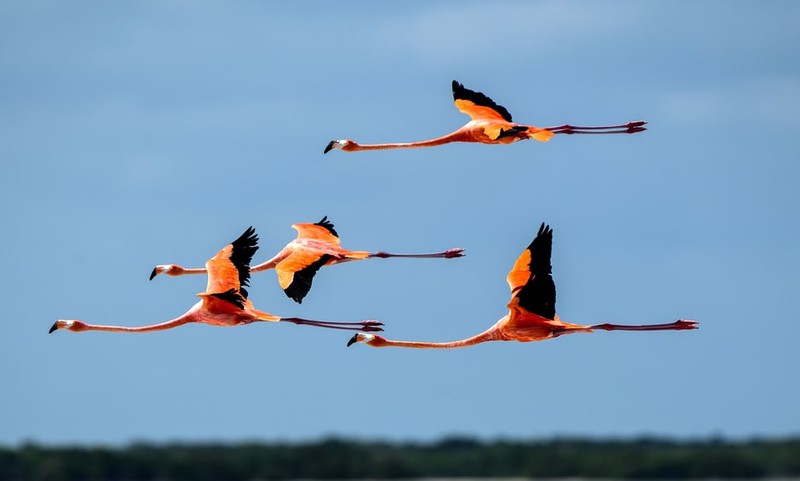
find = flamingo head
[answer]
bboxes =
[149,264,181,280]
[347,332,385,347]
[49,320,87,333]
[323,139,353,154]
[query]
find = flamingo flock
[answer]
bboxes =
[53,80,697,350]
[50,227,383,335]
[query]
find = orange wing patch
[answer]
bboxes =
[452,80,513,122]
[198,290,244,315]
[201,226,258,297]
[454,99,509,122]
[204,244,241,295]
[506,248,532,295]
[292,223,341,245]
[275,249,328,289]
[527,128,554,142]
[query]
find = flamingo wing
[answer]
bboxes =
[276,249,334,303]
[291,216,341,245]
[198,289,280,321]
[506,223,556,320]
[204,226,259,298]
[452,80,513,122]
[201,288,247,312]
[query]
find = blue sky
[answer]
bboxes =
[2,1,799,445]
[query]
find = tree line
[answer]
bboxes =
[2,436,799,481]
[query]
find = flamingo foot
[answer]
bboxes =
[371,248,465,259]
[444,248,466,258]
[280,317,384,332]
[672,319,699,330]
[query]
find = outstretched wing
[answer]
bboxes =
[292,216,341,245]
[277,253,334,303]
[506,223,556,320]
[452,80,513,122]
[204,226,259,299]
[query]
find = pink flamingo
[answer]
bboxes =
[348,223,696,349]
[325,80,645,153]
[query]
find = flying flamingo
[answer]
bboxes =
[347,223,697,349]
[150,216,464,303]
[324,80,646,153]
[50,227,383,335]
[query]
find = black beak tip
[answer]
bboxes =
[323,141,334,154]
[346,334,359,347]
[149,268,157,281]
[49,322,59,334]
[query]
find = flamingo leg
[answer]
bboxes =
[369,248,465,259]
[545,121,647,135]
[279,317,384,332]
[590,320,698,331]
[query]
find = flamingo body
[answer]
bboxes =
[348,223,697,349]
[324,80,646,153]
[51,227,383,335]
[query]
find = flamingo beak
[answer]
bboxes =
[346,334,359,347]
[49,321,60,334]
[149,267,158,280]
[323,140,336,154]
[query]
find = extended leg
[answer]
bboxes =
[369,248,464,259]
[590,320,698,331]
[546,121,647,135]
[279,317,384,332]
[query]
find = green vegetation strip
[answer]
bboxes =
[2,437,799,480]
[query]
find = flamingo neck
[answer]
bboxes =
[347,130,468,151]
[369,328,501,349]
[250,249,290,273]
[72,314,196,333]
[180,267,207,275]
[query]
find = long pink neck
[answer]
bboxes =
[74,314,196,333]
[179,268,207,275]
[371,328,500,349]
[250,249,290,273]
[348,130,469,151]
[589,320,698,331]
[161,251,285,276]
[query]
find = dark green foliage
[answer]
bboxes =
[1,437,798,480]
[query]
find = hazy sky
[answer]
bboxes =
[2,1,799,445]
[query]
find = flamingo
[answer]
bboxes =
[150,216,464,303]
[50,227,383,335]
[324,80,646,153]
[347,223,697,349]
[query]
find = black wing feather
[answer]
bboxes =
[229,226,258,290]
[314,216,338,238]
[283,254,333,304]
[210,288,246,310]
[515,223,556,319]
[496,126,527,140]
[452,80,513,122]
